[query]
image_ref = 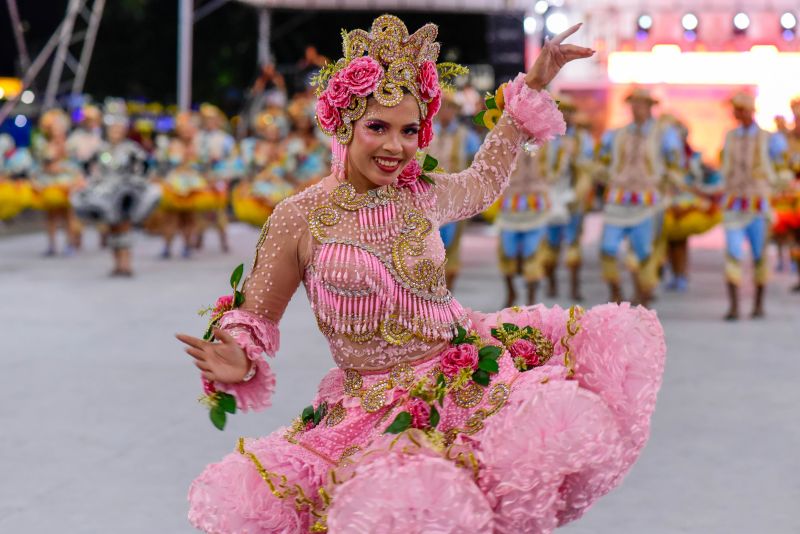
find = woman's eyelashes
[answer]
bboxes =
[365,122,419,136]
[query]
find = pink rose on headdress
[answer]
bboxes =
[509,338,540,367]
[425,89,442,121]
[418,61,440,101]
[340,57,384,97]
[396,159,421,189]
[418,118,434,149]
[316,94,341,133]
[407,397,432,429]
[325,73,353,108]
[440,344,479,377]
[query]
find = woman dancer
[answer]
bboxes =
[178,17,665,533]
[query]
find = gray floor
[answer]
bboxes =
[1,215,798,533]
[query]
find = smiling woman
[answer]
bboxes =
[177,14,666,534]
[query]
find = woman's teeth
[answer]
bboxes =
[375,158,399,169]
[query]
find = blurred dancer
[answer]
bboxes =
[497,142,552,307]
[598,88,683,306]
[66,105,104,172]
[717,92,789,319]
[0,133,34,222]
[541,96,594,301]
[32,110,84,256]
[425,92,481,289]
[285,98,329,186]
[196,104,235,253]
[72,100,160,276]
[784,98,800,291]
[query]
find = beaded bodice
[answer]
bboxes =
[237,111,527,371]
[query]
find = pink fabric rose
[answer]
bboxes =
[417,61,439,101]
[440,343,480,377]
[407,397,432,429]
[212,294,233,314]
[509,338,540,367]
[396,159,421,189]
[324,73,352,108]
[425,89,442,121]
[315,94,341,133]
[418,118,433,149]
[339,56,384,97]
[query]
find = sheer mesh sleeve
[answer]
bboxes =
[212,199,312,411]
[430,76,565,223]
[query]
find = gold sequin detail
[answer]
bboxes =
[344,329,376,343]
[389,362,416,389]
[308,205,340,241]
[379,315,415,345]
[392,209,443,291]
[343,369,364,396]
[560,305,584,378]
[445,383,511,444]
[339,445,362,463]
[362,380,391,412]
[452,381,484,409]
[325,401,347,427]
[330,181,398,211]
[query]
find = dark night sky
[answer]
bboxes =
[2,2,497,107]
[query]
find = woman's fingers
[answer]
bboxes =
[194,360,213,372]
[561,44,594,60]
[185,346,207,361]
[212,327,236,346]
[201,370,215,382]
[551,22,582,45]
[176,333,209,350]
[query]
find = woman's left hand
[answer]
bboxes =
[525,23,595,91]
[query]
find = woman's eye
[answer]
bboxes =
[367,124,384,132]
[403,128,419,135]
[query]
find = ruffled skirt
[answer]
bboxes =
[189,303,665,534]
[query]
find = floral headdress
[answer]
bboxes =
[312,14,467,151]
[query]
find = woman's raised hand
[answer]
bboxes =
[525,23,595,91]
[176,328,250,384]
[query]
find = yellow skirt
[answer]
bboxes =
[0,179,34,220]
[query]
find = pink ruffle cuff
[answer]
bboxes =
[214,310,279,412]
[503,73,566,143]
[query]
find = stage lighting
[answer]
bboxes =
[14,115,27,128]
[524,16,538,35]
[545,12,569,35]
[637,14,653,32]
[681,13,699,32]
[780,12,797,30]
[733,12,750,33]
[534,0,549,15]
[21,90,34,104]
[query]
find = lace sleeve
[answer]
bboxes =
[212,198,312,411]
[430,74,566,223]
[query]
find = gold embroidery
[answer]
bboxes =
[391,209,443,290]
[389,362,416,389]
[379,315,415,345]
[343,369,364,396]
[339,445,361,463]
[452,381,484,409]
[330,181,398,211]
[325,401,347,427]
[362,380,391,412]
[444,383,511,444]
[308,205,340,241]
[560,305,584,378]
[344,329,376,343]
[493,323,555,366]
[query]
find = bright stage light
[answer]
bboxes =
[545,12,569,35]
[733,12,750,31]
[534,0,549,15]
[638,14,653,31]
[14,115,27,128]
[524,16,538,35]
[682,13,699,31]
[21,90,34,104]
[781,12,797,30]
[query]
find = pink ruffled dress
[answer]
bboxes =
[188,76,666,534]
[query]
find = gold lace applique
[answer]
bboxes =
[330,181,398,211]
[379,315,415,345]
[343,362,415,413]
[308,205,340,241]
[392,208,444,291]
[325,401,347,427]
[452,381,484,409]
[444,383,510,445]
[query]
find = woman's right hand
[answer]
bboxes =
[176,328,251,384]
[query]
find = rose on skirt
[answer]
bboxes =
[440,344,480,377]
[509,338,541,367]
[407,397,432,429]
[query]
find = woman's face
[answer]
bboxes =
[346,94,420,190]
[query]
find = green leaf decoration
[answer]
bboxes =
[301,405,315,424]
[485,96,497,110]
[478,358,499,374]
[472,369,491,386]
[313,402,328,426]
[202,327,213,341]
[479,345,503,360]
[233,290,245,308]
[217,393,237,414]
[523,326,535,335]
[436,62,469,91]
[210,407,227,430]
[429,405,440,429]
[384,411,412,434]
[490,328,499,339]
[422,154,439,172]
[419,174,436,185]
[230,264,244,290]
[473,110,486,127]
[502,323,520,332]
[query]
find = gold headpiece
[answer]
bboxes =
[312,14,467,145]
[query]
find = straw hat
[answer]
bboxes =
[625,87,658,105]
[730,91,756,111]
